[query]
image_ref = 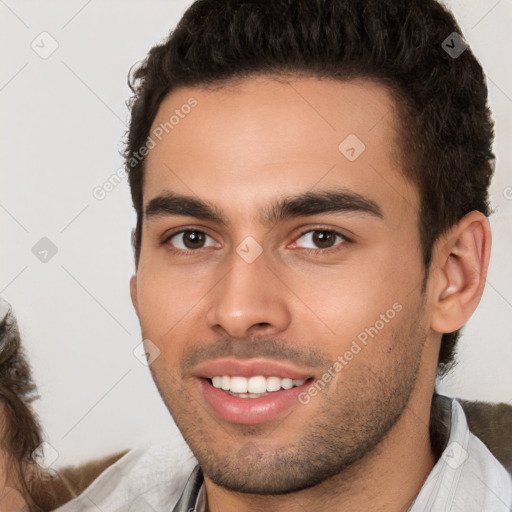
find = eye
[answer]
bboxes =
[166,230,218,250]
[294,229,347,250]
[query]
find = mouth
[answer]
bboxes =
[209,375,308,398]
[193,359,317,425]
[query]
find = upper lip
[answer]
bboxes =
[193,359,314,380]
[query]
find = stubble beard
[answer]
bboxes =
[149,306,428,495]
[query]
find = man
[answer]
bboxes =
[56,0,512,510]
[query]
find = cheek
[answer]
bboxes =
[282,251,421,353]
[136,260,212,334]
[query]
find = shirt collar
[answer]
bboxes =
[171,464,205,512]
[408,398,512,511]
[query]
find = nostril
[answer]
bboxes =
[254,322,271,328]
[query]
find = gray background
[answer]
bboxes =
[1,0,511,467]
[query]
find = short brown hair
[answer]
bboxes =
[123,0,495,375]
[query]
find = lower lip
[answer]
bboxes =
[199,378,311,425]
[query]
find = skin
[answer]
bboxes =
[0,406,29,512]
[130,75,491,512]
[0,471,27,512]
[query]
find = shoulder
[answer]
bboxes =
[412,396,512,511]
[53,437,197,512]
[458,397,512,476]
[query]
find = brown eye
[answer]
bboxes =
[183,231,205,248]
[312,231,337,248]
[295,230,345,250]
[168,230,217,250]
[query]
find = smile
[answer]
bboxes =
[193,359,316,424]
[210,375,306,398]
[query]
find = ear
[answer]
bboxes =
[130,275,139,316]
[430,211,491,335]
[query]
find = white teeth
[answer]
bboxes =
[221,375,230,391]
[248,376,267,394]
[266,376,281,392]
[210,375,307,395]
[230,376,248,393]
[281,378,293,390]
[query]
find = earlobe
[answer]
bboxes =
[130,275,139,315]
[430,212,491,334]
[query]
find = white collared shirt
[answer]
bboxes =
[55,397,512,511]
[408,400,511,511]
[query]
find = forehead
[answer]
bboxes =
[143,76,418,222]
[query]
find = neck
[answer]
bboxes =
[204,391,438,512]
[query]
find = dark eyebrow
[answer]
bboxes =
[144,192,226,224]
[144,188,383,226]
[262,189,383,225]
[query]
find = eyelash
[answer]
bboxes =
[162,227,352,255]
[162,229,218,257]
[292,228,351,253]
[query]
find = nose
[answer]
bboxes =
[205,252,292,339]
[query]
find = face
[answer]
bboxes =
[131,76,433,493]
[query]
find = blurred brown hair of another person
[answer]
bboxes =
[0,299,127,511]
[0,298,45,511]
